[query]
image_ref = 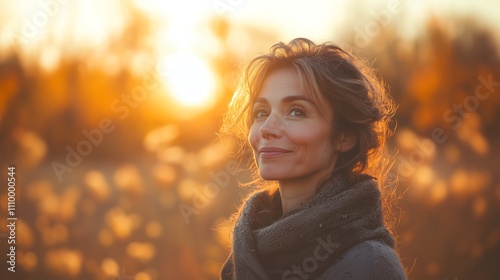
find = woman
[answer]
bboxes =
[220,38,406,279]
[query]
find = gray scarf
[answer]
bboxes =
[221,173,394,280]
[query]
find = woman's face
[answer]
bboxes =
[248,67,339,183]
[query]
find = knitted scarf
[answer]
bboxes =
[221,173,395,280]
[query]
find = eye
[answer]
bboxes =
[253,109,268,119]
[289,107,305,117]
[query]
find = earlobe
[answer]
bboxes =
[336,133,357,152]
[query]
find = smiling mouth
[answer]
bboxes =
[259,147,291,159]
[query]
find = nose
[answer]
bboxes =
[260,113,284,139]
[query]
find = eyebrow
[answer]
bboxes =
[254,95,316,106]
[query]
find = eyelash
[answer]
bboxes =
[252,106,306,119]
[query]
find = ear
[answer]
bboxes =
[335,132,357,152]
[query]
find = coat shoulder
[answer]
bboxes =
[318,240,407,280]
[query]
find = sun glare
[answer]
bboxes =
[160,52,216,108]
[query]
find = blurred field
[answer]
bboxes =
[1,1,500,280]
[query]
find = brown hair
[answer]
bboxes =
[221,38,396,187]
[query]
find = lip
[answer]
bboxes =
[259,147,291,158]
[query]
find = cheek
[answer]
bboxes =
[289,126,332,152]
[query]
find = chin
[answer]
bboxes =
[258,168,288,181]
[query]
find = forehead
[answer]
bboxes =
[258,67,303,99]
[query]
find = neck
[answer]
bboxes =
[278,174,328,214]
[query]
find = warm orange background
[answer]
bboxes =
[0,1,499,279]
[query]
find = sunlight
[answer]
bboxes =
[159,52,216,108]
[130,0,217,112]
